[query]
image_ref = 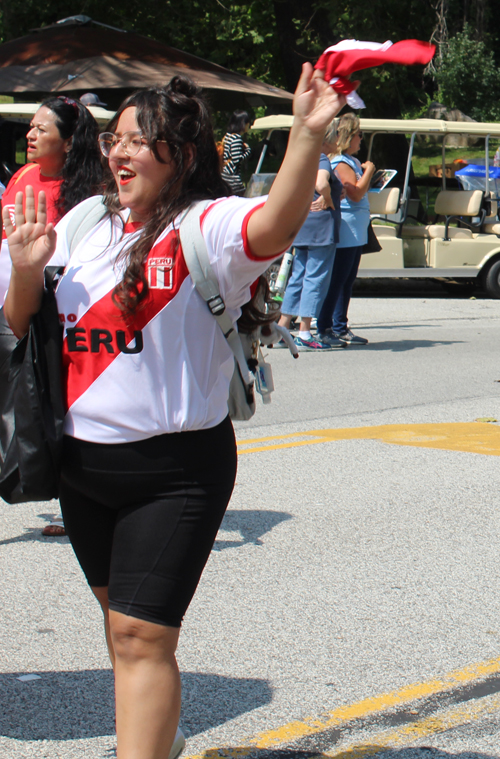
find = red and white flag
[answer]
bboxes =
[315,39,436,108]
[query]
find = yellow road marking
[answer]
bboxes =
[322,692,500,757]
[185,655,500,759]
[238,422,500,457]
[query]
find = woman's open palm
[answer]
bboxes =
[2,186,56,275]
[293,63,345,135]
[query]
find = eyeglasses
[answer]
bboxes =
[358,131,363,138]
[99,131,150,158]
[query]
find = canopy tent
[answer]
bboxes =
[0,101,114,126]
[0,15,293,111]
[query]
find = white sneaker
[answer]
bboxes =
[169,728,186,759]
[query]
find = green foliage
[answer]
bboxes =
[401,93,435,121]
[1,0,500,122]
[434,24,500,121]
[0,1,285,87]
[306,0,437,117]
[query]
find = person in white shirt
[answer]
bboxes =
[3,67,344,759]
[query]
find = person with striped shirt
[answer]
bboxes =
[221,110,252,195]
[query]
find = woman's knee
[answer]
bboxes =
[109,610,180,664]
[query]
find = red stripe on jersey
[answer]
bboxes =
[123,221,144,233]
[241,202,287,261]
[199,198,224,228]
[63,228,188,411]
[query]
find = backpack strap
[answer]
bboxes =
[42,196,107,291]
[179,201,255,388]
[179,201,225,316]
[65,195,108,255]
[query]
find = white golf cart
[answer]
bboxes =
[249,115,500,298]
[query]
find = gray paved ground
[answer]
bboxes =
[2,283,500,758]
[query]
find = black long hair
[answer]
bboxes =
[41,96,103,216]
[103,76,230,316]
[227,110,250,134]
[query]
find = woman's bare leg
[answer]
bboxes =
[92,586,115,669]
[110,610,181,759]
[278,314,294,329]
[299,316,312,333]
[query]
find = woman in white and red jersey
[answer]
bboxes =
[3,69,344,759]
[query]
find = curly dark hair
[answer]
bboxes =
[101,76,230,315]
[40,97,103,216]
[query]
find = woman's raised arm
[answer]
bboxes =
[3,186,57,338]
[336,161,375,203]
[246,63,345,258]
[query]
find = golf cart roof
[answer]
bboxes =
[0,101,115,126]
[251,114,500,137]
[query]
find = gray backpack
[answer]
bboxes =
[179,201,275,420]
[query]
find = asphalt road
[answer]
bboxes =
[2,284,500,759]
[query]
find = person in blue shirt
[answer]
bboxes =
[317,113,375,345]
[278,118,344,351]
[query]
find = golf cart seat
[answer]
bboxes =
[433,189,483,217]
[427,225,474,239]
[401,189,484,240]
[483,217,500,235]
[428,189,484,239]
[401,225,430,238]
[368,188,401,239]
[368,187,400,216]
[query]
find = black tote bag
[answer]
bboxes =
[0,269,65,504]
[362,220,383,254]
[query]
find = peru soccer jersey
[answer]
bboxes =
[0,163,62,305]
[51,194,272,443]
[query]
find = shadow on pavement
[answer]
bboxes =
[195,748,499,759]
[353,278,483,300]
[181,672,272,737]
[358,339,463,352]
[0,513,69,545]
[0,510,292,550]
[213,509,292,550]
[0,669,272,742]
[366,751,499,758]
[0,669,115,740]
[357,324,436,331]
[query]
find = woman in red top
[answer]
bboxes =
[2,96,102,223]
[0,96,103,535]
[1,96,102,301]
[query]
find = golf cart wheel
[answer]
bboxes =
[482,259,500,299]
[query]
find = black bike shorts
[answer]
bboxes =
[59,417,237,628]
